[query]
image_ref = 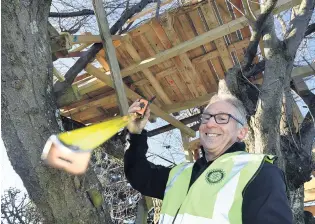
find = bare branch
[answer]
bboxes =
[53,0,155,95]
[286,0,315,57]
[276,14,287,36]
[305,22,315,36]
[49,9,95,17]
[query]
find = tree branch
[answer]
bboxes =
[49,9,95,18]
[286,0,315,57]
[53,0,155,95]
[305,23,315,37]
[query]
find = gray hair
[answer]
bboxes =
[206,94,247,128]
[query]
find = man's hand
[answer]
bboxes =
[127,100,151,134]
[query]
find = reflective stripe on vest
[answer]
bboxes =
[159,151,275,224]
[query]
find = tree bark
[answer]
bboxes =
[1,1,113,223]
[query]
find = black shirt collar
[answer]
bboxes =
[199,141,246,165]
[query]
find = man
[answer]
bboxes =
[124,94,293,224]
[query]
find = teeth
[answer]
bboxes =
[206,133,219,137]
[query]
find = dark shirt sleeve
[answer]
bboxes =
[124,130,171,200]
[242,163,293,224]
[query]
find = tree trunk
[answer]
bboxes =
[1,1,112,223]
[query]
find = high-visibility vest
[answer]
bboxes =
[159,151,275,224]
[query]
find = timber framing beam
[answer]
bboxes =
[70,34,122,45]
[147,114,200,137]
[58,61,312,110]
[162,93,215,114]
[291,62,315,79]
[116,0,300,77]
[93,0,129,115]
[122,34,173,104]
[85,64,196,137]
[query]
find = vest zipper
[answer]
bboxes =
[242,156,266,197]
[172,206,181,223]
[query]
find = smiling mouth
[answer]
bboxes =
[205,133,221,137]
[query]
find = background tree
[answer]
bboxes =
[1,188,43,224]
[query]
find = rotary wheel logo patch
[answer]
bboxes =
[206,169,225,184]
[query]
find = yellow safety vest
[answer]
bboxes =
[159,151,275,224]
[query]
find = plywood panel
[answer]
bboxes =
[230,0,251,39]
[151,18,196,99]
[199,4,226,79]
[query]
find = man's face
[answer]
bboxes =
[199,100,247,159]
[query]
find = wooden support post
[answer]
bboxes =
[122,34,173,105]
[181,131,194,162]
[85,64,196,137]
[93,0,129,115]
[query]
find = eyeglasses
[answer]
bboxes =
[200,113,244,126]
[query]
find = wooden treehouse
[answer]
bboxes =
[51,0,315,214]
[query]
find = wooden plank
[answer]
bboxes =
[191,50,220,64]
[304,205,315,215]
[155,67,178,80]
[69,32,93,52]
[133,78,150,86]
[61,94,117,117]
[70,106,104,122]
[228,38,250,52]
[85,64,196,137]
[305,188,315,202]
[70,34,121,45]
[53,67,65,82]
[181,131,194,162]
[96,49,110,71]
[160,14,207,97]
[129,24,152,38]
[214,0,238,42]
[291,62,315,78]
[149,19,194,100]
[77,78,106,95]
[93,0,129,115]
[230,0,251,39]
[143,27,183,102]
[127,0,173,24]
[118,0,297,78]
[194,4,226,80]
[59,62,312,107]
[163,93,215,114]
[191,5,223,84]
[123,34,173,105]
[202,2,234,71]
[175,11,212,93]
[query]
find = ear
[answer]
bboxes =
[237,126,248,141]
